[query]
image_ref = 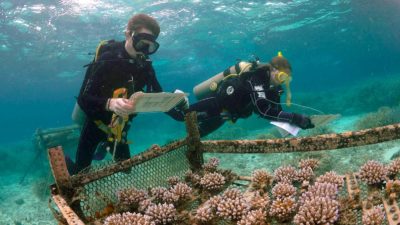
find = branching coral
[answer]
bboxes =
[104,212,155,225]
[237,209,268,225]
[150,187,168,202]
[216,193,250,221]
[145,203,177,225]
[167,176,180,186]
[184,170,201,186]
[274,166,297,183]
[271,182,297,199]
[299,182,339,205]
[195,204,215,223]
[362,205,385,225]
[200,172,226,191]
[269,197,297,222]
[293,196,339,225]
[249,191,270,211]
[296,167,314,183]
[116,188,148,208]
[161,191,179,204]
[203,157,220,172]
[169,182,192,201]
[298,158,320,170]
[251,169,273,190]
[315,171,344,187]
[387,158,400,177]
[358,160,388,185]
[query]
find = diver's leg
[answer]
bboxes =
[187,97,225,137]
[114,143,130,161]
[198,117,225,137]
[74,120,106,174]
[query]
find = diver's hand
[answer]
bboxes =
[107,98,134,117]
[292,113,315,129]
[174,89,189,110]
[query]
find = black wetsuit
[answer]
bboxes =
[71,40,183,174]
[188,63,312,137]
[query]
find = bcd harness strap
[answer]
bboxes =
[90,40,132,149]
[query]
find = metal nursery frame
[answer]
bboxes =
[47,112,400,225]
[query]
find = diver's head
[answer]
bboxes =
[125,14,160,57]
[270,51,292,85]
[270,51,293,106]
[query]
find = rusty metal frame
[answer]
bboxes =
[201,123,400,153]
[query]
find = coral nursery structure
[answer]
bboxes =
[47,114,400,225]
[98,157,400,225]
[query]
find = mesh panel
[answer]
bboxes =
[78,145,190,218]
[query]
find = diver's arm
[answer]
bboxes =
[77,62,112,119]
[250,84,314,129]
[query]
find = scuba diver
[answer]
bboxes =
[187,52,315,137]
[67,14,186,175]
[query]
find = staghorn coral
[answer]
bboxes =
[358,160,388,185]
[362,205,385,225]
[315,171,344,187]
[237,209,268,225]
[216,193,250,221]
[271,182,297,199]
[203,157,220,172]
[293,196,339,225]
[269,197,297,222]
[161,191,179,204]
[116,188,148,208]
[298,158,320,170]
[195,204,215,223]
[184,170,201,186]
[104,212,155,225]
[299,182,339,205]
[150,187,168,202]
[296,167,314,182]
[387,158,400,177]
[274,166,297,183]
[169,182,192,200]
[145,203,177,225]
[200,172,226,191]
[167,176,180,186]
[138,199,153,213]
[222,188,243,199]
[249,191,270,211]
[251,169,273,190]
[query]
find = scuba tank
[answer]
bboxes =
[71,102,86,126]
[193,61,254,100]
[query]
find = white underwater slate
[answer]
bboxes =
[129,92,186,113]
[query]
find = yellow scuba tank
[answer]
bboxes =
[193,61,253,100]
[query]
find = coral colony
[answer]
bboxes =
[100,157,400,225]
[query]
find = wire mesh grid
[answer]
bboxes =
[78,145,191,219]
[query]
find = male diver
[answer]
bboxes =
[186,52,315,137]
[67,14,186,175]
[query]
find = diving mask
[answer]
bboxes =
[132,33,160,55]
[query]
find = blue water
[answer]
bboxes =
[0,0,400,223]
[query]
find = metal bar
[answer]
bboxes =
[48,146,71,191]
[52,194,85,225]
[70,139,186,186]
[184,112,203,171]
[201,123,400,153]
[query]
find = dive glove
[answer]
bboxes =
[292,113,315,129]
[107,98,134,117]
[174,89,189,110]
